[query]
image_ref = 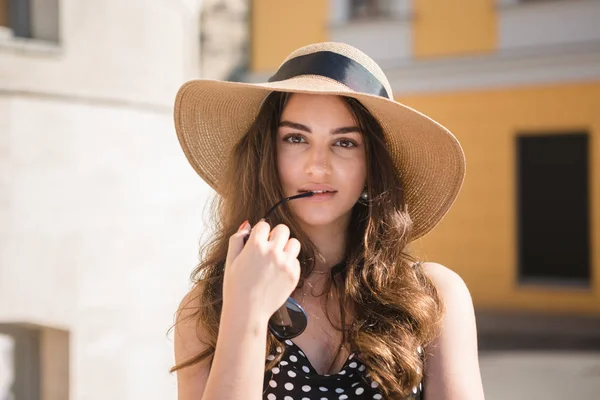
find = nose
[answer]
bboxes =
[304,143,331,177]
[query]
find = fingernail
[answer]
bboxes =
[237,220,249,232]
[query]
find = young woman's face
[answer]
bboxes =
[276,93,367,228]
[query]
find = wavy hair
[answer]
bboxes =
[171,92,443,399]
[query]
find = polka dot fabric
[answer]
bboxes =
[263,340,422,400]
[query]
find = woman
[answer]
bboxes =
[171,42,485,400]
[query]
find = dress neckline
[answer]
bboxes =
[285,339,358,377]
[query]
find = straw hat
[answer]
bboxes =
[174,42,465,240]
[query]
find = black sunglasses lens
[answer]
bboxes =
[268,297,308,339]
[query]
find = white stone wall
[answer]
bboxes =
[0,0,201,106]
[0,0,211,399]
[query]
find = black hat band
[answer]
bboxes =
[268,51,389,99]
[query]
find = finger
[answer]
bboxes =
[227,221,251,261]
[268,224,290,251]
[283,237,301,259]
[247,219,270,244]
[288,258,301,285]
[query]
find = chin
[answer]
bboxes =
[289,205,352,229]
[297,215,338,227]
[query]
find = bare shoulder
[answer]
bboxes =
[419,262,485,399]
[174,285,209,356]
[420,261,477,348]
[173,286,211,399]
[175,285,203,326]
[421,261,473,305]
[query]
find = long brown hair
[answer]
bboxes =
[171,92,443,399]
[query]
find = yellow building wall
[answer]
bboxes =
[402,82,600,316]
[251,0,328,73]
[413,0,497,58]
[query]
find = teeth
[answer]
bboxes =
[312,190,331,194]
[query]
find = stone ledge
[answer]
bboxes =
[476,311,600,351]
[0,27,62,56]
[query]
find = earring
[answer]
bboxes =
[360,189,369,201]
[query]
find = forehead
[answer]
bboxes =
[280,93,357,127]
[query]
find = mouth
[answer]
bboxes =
[298,185,337,194]
[297,189,337,202]
[299,189,338,195]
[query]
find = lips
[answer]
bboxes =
[299,189,336,194]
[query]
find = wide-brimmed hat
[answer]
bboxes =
[174,42,465,240]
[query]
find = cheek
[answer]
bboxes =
[340,156,367,189]
[277,153,296,189]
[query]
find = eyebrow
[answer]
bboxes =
[279,120,362,135]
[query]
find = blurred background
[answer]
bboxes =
[0,0,599,399]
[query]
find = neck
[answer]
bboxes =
[300,216,349,274]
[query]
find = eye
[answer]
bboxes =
[335,139,358,148]
[283,134,306,144]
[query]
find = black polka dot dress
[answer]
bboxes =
[263,340,423,400]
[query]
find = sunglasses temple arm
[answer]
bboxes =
[263,191,314,222]
[243,192,314,244]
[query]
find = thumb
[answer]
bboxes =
[227,220,251,263]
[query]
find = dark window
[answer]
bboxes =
[1,0,59,42]
[8,0,31,38]
[516,132,590,285]
[0,325,40,400]
[0,324,69,400]
[0,333,16,400]
[350,0,391,20]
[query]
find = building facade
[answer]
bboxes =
[0,0,207,399]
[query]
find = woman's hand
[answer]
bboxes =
[223,220,301,323]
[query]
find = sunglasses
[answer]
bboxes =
[243,191,315,339]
